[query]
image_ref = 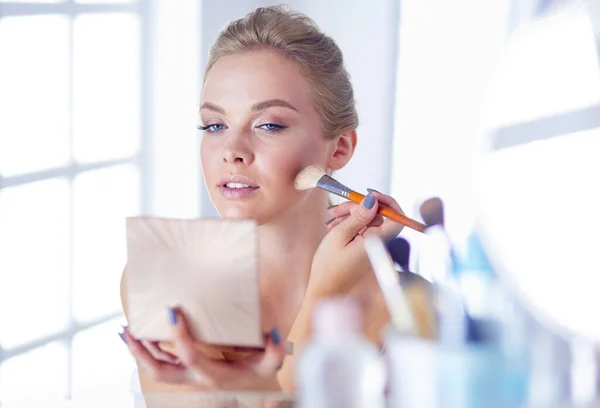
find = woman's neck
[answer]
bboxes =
[259,195,329,280]
[256,192,330,329]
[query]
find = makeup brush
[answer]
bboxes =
[363,235,417,335]
[386,237,411,272]
[419,196,458,269]
[386,237,438,339]
[364,235,437,339]
[294,165,426,233]
[419,197,444,229]
[418,196,467,343]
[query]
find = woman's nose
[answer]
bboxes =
[222,135,254,165]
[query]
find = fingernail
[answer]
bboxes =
[118,331,127,344]
[168,307,178,325]
[367,188,381,194]
[325,217,336,226]
[326,204,338,210]
[285,341,294,355]
[363,193,376,210]
[270,327,281,345]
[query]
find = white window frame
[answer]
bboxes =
[0,0,154,397]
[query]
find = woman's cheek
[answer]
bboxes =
[199,141,221,185]
[261,147,319,187]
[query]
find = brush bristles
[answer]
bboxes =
[294,165,327,191]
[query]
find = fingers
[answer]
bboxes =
[367,189,404,214]
[122,329,187,384]
[326,215,348,230]
[329,190,405,239]
[141,340,180,365]
[327,201,355,218]
[169,307,211,369]
[330,192,379,243]
[327,202,384,233]
[364,190,406,238]
[245,328,286,377]
[168,307,238,388]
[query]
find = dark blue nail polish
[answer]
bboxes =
[168,307,178,325]
[118,331,127,344]
[327,204,338,210]
[270,328,281,345]
[367,188,381,194]
[325,217,336,226]
[364,193,376,210]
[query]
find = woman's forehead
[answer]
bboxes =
[201,50,314,113]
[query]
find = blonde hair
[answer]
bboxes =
[204,5,358,139]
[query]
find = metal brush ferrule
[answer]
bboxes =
[316,175,352,199]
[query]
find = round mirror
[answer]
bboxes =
[476,2,600,341]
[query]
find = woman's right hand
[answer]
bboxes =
[308,190,405,297]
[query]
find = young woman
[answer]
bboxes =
[121,5,405,395]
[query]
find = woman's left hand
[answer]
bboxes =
[122,307,286,390]
[308,189,405,297]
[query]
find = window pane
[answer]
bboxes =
[487,9,600,127]
[478,128,600,338]
[0,179,70,348]
[72,13,141,164]
[0,341,68,403]
[72,165,140,322]
[0,15,70,177]
[71,316,135,397]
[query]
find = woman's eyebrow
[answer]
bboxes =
[199,102,226,114]
[199,99,299,114]
[252,99,299,112]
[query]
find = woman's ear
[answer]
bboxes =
[327,129,357,171]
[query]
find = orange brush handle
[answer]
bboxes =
[348,191,426,233]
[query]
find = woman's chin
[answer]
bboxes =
[217,206,285,227]
[217,205,261,222]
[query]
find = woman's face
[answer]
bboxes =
[199,50,337,224]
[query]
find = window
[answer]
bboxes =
[391,0,512,276]
[0,0,148,402]
[392,0,600,339]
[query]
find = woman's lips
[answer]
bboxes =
[218,184,259,199]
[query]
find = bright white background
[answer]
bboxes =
[1,0,599,403]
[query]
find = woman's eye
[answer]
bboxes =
[198,124,226,133]
[258,123,287,132]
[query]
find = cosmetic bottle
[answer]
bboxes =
[296,297,386,408]
[437,232,531,408]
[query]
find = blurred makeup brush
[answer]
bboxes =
[386,237,411,272]
[419,197,445,229]
[418,196,455,282]
[294,165,426,233]
[386,237,438,339]
[364,235,417,335]
[419,196,458,265]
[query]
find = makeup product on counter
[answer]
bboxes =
[363,235,417,336]
[296,297,386,408]
[386,237,411,272]
[386,237,438,339]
